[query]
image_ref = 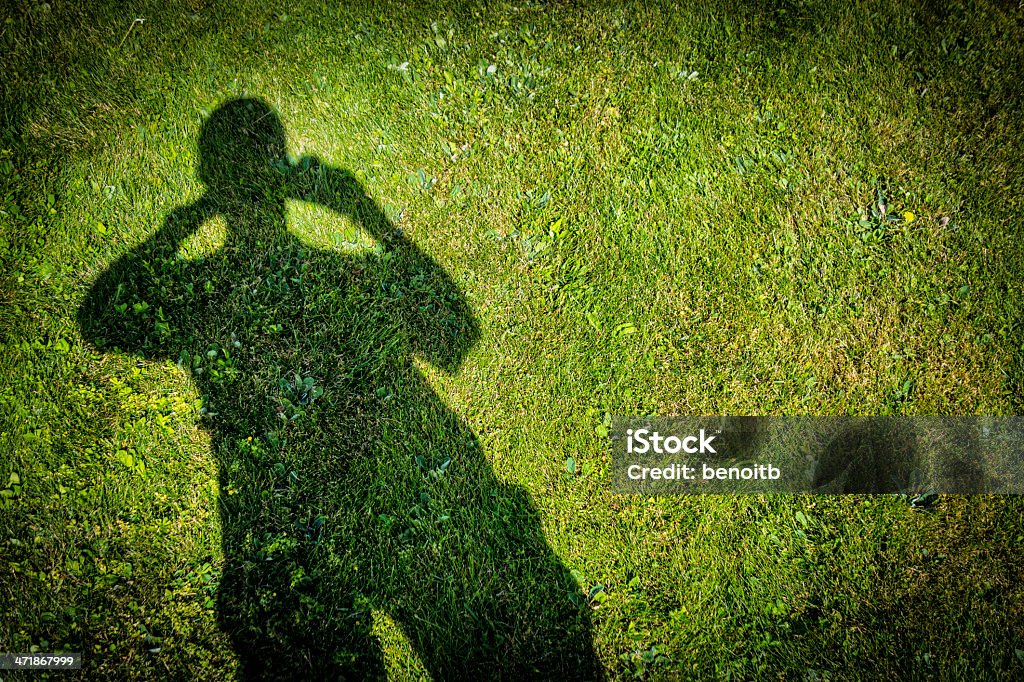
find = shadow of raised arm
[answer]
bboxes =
[77,197,215,357]
[289,157,479,374]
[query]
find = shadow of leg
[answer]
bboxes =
[215,429,388,681]
[358,372,597,680]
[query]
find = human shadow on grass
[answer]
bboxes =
[78,98,596,680]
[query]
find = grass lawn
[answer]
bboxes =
[2,0,1024,678]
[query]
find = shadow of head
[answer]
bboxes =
[198,98,288,201]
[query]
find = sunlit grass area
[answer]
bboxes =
[2,0,1024,678]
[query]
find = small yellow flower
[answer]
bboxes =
[903,211,916,223]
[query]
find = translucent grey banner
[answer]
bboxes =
[611,417,1024,494]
